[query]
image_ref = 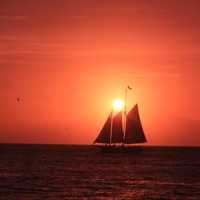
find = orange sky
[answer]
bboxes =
[0,0,200,145]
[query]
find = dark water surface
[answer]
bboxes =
[0,144,200,200]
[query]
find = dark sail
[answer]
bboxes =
[111,111,124,143]
[93,113,111,143]
[124,104,147,144]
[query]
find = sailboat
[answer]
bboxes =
[93,87,147,153]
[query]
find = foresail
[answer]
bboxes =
[125,104,147,144]
[93,113,111,144]
[111,111,124,143]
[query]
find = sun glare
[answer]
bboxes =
[113,99,124,111]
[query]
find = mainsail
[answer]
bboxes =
[111,111,123,143]
[94,111,124,144]
[94,113,111,143]
[124,104,147,144]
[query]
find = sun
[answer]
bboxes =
[113,99,125,111]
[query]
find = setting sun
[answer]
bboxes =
[113,99,125,111]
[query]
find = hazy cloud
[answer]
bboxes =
[0,15,27,21]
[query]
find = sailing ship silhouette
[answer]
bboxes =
[93,86,147,153]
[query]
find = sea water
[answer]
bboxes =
[0,144,200,200]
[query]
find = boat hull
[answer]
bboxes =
[97,145,143,153]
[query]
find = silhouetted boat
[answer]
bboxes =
[93,87,147,153]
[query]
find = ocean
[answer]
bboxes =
[0,144,200,200]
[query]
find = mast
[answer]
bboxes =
[123,86,132,142]
[123,87,127,142]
